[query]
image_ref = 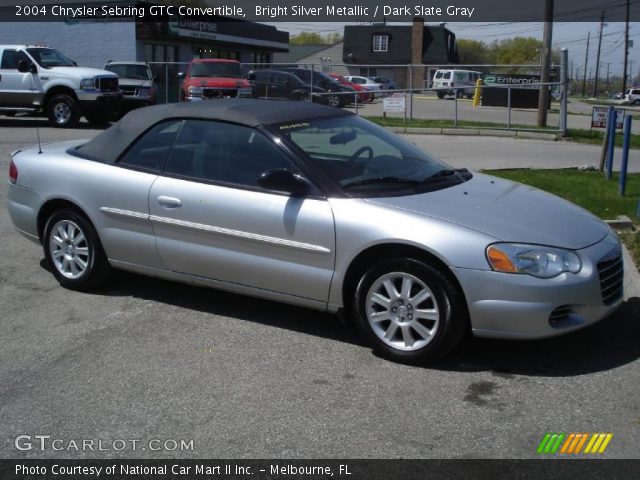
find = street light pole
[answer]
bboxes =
[537,0,554,127]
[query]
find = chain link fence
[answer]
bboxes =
[146,59,568,134]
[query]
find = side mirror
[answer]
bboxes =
[17,59,35,73]
[247,71,256,81]
[258,169,310,196]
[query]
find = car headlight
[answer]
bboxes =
[187,86,203,96]
[486,243,581,278]
[80,78,96,90]
[138,87,151,98]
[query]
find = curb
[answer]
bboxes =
[621,243,640,299]
[387,126,559,141]
[605,215,634,231]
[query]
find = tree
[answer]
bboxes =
[290,32,343,45]
[457,39,494,66]
[492,37,544,66]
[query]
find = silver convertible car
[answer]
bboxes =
[8,100,623,363]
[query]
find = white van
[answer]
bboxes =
[432,69,482,99]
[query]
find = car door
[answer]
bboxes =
[0,49,39,107]
[148,119,336,304]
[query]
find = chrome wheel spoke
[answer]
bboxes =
[400,325,415,348]
[411,321,433,340]
[75,246,89,257]
[52,235,64,247]
[415,308,438,321]
[400,276,413,299]
[57,224,68,241]
[370,310,391,323]
[382,279,399,300]
[371,292,391,309]
[384,323,399,340]
[74,256,87,270]
[410,288,430,307]
[73,232,85,246]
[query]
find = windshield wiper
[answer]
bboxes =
[342,177,419,189]
[423,168,469,181]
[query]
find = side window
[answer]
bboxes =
[164,119,298,188]
[119,120,182,172]
[1,50,29,70]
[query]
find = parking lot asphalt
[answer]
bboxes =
[1,119,640,459]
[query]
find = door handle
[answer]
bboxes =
[157,196,182,208]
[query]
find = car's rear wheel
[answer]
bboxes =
[43,209,110,291]
[353,258,467,364]
[437,91,445,99]
[46,94,80,128]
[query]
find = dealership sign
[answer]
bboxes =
[383,94,406,112]
[591,106,625,129]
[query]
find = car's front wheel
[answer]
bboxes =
[327,94,341,107]
[46,94,80,128]
[43,209,111,291]
[353,258,468,364]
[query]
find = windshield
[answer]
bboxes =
[277,116,467,195]
[26,48,75,68]
[104,64,151,80]
[189,62,242,78]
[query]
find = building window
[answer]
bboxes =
[372,35,389,53]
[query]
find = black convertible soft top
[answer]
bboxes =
[76,99,352,164]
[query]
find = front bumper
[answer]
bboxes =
[76,90,122,112]
[453,231,624,339]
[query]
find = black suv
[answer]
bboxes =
[248,70,320,102]
[277,68,355,107]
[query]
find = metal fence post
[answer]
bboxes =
[310,64,315,102]
[165,63,169,104]
[606,109,618,180]
[507,86,512,129]
[409,64,413,121]
[559,48,568,136]
[619,115,633,196]
[454,89,458,127]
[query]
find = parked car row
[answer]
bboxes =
[177,59,397,107]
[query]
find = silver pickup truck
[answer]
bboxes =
[0,45,121,127]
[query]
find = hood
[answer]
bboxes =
[365,173,609,250]
[186,78,249,88]
[49,66,117,78]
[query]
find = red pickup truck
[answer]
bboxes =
[179,59,252,101]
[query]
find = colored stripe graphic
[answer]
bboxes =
[538,433,613,454]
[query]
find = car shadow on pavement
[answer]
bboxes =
[0,117,108,130]
[437,297,640,377]
[39,261,640,376]
[90,268,367,348]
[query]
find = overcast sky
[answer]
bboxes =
[267,21,640,80]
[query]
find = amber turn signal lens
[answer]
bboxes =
[487,245,517,273]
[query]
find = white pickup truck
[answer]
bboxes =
[0,45,121,127]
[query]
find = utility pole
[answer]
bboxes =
[582,31,590,96]
[537,0,554,127]
[606,62,610,92]
[592,11,605,97]
[622,0,630,93]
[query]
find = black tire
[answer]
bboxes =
[327,94,341,108]
[456,90,464,99]
[352,258,468,364]
[437,91,445,99]
[85,111,112,127]
[634,99,640,106]
[43,209,111,291]
[46,94,80,128]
